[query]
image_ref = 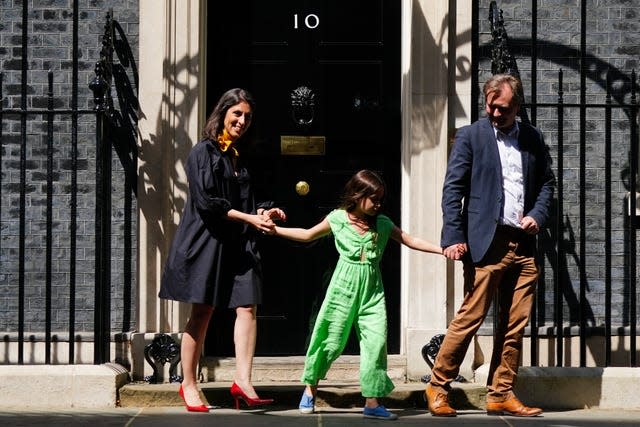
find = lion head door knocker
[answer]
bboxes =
[290,86,316,131]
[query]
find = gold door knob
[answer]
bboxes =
[295,181,310,196]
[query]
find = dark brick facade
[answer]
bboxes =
[0,0,139,335]
[1,0,638,345]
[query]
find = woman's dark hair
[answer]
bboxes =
[202,88,256,140]
[339,169,386,213]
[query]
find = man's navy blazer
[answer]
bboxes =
[441,118,556,263]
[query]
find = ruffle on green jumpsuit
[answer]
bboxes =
[302,209,395,397]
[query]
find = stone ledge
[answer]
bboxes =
[0,363,129,409]
[5,363,640,410]
[475,365,640,410]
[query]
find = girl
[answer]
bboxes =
[271,169,443,420]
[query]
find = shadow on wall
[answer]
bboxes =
[538,198,596,330]
[137,53,200,332]
[407,0,473,157]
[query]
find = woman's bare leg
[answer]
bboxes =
[233,304,258,397]
[180,303,213,406]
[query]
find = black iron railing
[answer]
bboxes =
[0,3,137,365]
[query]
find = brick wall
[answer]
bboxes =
[0,0,139,335]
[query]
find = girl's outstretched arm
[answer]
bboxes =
[390,225,443,255]
[273,218,331,242]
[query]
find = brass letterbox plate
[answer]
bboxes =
[280,135,326,155]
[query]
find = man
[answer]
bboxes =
[426,74,555,417]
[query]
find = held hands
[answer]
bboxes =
[263,208,287,223]
[443,243,467,260]
[255,208,287,235]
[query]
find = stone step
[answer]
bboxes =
[125,357,640,411]
[200,355,408,383]
[120,355,486,409]
[118,380,486,410]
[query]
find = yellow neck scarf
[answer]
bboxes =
[217,129,239,157]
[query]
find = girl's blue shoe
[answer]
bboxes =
[298,392,315,414]
[363,405,398,420]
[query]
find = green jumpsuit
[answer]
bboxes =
[302,209,395,397]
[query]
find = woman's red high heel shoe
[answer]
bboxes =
[179,384,210,412]
[230,382,274,409]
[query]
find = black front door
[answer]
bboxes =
[205,0,401,356]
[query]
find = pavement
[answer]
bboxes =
[4,362,640,426]
[1,406,639,426]
[3,381,640,426]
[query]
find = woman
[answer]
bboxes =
[159,88,286,412]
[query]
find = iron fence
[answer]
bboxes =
[0,4,137,365]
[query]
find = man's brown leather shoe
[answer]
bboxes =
[425,384,457,417]
[486,396,542,417]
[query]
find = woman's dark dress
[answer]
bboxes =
[159,138,266,308]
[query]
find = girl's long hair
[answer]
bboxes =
[339,169,386,228]
[202,88,256,141]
